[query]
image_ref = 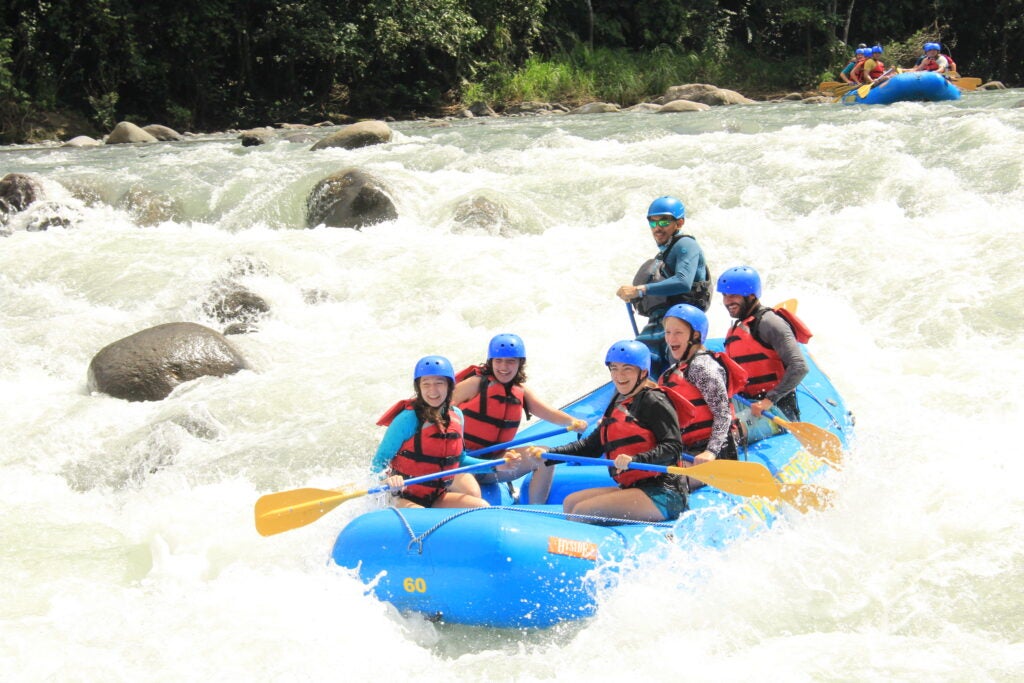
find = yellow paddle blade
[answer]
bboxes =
[778,483,835,513]
[776,298,798,314]
[953,77,981,91]
[254,486,368,536]
[818,80,843,93]
[856,82,873,98]
[768,415,844,469]
[666,460,782,500]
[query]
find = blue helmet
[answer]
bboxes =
[605,339,651,375]
[488,333,525,359]
[855,48,866,57]
[717,266,762,298]
[646,196,685,220]
[872,45,883,54]
[414,355,455,382]
[664,303,709,343]
[924,42,940,52]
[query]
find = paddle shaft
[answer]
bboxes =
[365,424,573,495]
[541,451,700,477]
[467,426,570,459]
[627,302,640,337]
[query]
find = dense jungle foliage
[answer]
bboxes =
[1,1,1020,142]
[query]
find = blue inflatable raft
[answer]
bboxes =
[331,342,853,628]
[840,71,961,105]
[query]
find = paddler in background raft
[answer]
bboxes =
[616,196,711,377]
[718,266,811,443]
[852,45,887,86]
[521,340,687,522]
[447,333,587,503]
[913,42,956,75]
[373,355,492,509]
[843,46,870,84]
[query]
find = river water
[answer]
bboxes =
[2,92,1023,681]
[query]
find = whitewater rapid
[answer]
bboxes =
[2,91,1023,681]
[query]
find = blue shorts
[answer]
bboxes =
[637,481,687,520]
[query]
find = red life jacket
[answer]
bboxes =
[380,401,464,507]
[850,56,867,83]
[455,366,525,455]
[725,305,812,399]
[869,60,885,78]
[921,55,956,73]
[659,351,747,447]
[599,388,667,488]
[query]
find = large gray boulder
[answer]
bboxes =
[452,195,512,235]
[305,168,397,229]
[105,121,159,144]
[142,124,184,141]
[468,102,498,117]
[0,173,70,232]
[657,100,712,113]
[569,102,621,115]
[664,84,756,106]
[0,173,44,218]
[62,136,102,147]
[87,322,248,402]
[310,120,393,151]
[117,187,183,226]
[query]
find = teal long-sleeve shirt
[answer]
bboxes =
[371,406,480,473]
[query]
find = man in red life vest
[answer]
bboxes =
[913,42,953,74]
[718,266,810,421]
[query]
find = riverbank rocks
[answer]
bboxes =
[105,121,159,144]
[87,322,248,402]
[62,135,102,147]
[664,84,756,106]
[624,103,663,113]
[657,99,712,113]
[306,168,397,229]
[239,127,273,146]
[142,124,184,141]
[504,101,567,115]
[310,120,393,151]
[569,102,621,115]
[468,102,498,117]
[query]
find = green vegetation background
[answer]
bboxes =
[1,1,1018,142]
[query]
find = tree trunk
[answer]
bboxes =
[842,0,856,45]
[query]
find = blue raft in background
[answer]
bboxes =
[840,71,962,105]
[331,341,854,628]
